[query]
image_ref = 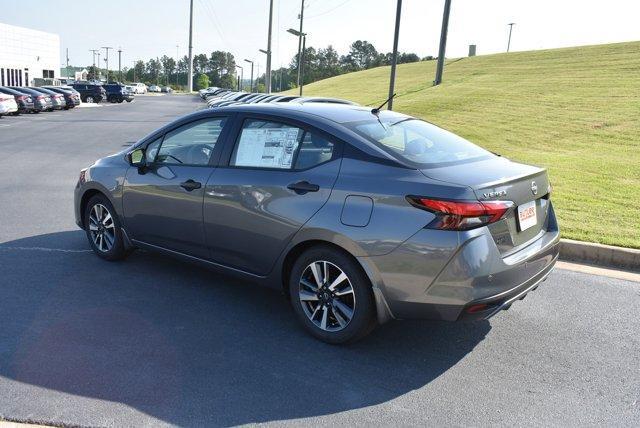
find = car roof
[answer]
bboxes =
[216,102,408,124]
[0,87,22,95]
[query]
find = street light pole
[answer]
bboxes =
[97,52,101,80]
[265,0,274,93]
[102,47,112,82]
[117,48,122,82]
[296,0,305,90]
[388,0,402,111]
[244,59,254,92]
[236,65,243,91]
[176,45,180,86]
[66,48,70,78]
[188,0,194,92]
[434,0,452,86]
[507,23,515,52]
[299,36,306,95]
[287,28,307,95]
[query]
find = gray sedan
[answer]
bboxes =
[74,103,559,343]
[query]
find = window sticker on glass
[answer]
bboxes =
[234,126,301,169]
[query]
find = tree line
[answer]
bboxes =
[85,40,428,91]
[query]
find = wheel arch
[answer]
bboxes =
[280,238,394,325]
[78,185,118,229]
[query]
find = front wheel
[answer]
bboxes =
[84,194,129,261]
[289,246,376,344]
[86,96,94,103]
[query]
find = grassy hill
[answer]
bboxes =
[284,42,640,248]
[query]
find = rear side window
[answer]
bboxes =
[346,117,493,167]
[230,119,334,170]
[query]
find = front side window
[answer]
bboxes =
[154,118,226,166]
[230,119,334,170]
[345,115,493,167]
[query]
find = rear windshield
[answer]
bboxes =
[345,117,493,168]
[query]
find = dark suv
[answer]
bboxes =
[71,83,106,103]
[103,84,134,103]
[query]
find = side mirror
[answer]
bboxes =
[127,148,146,167]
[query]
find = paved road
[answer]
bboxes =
[0,96,638,427]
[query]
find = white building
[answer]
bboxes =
[0,23,60,87]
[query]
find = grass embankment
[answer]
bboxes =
[284,42,640,248]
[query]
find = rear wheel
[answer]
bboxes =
[289,246,376,344]
[84,194,129,261]
[86,95,94,103]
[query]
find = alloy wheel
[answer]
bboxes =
[299,261,356,332]
[89,203,115,252]
[86,96,94,103]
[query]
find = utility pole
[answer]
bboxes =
[188,0,194,92]
[434,0,452,86]
[507,22,515,52]
[244,59,254,92]
[102,47,112,82]
[97,52,101,81]
[296,0,305,90]
[265,0,274,93]
[117,48,122,82]
[388,0,402,110]
[66,48,70,78]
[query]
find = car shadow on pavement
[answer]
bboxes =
[0,231,491,426]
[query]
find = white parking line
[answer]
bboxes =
[0,246,92,253]
[0,124,10,127]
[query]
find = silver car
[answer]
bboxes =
[74,103,559,343]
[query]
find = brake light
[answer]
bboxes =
[407,196,514,230]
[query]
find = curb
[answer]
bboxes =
[559,239,640,272]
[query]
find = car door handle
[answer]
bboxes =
[287,181,320,194]
[180,179,202,191]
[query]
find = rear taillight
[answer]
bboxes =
[407,196,514,231]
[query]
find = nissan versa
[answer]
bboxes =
[74,103,560,343]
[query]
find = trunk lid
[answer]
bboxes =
[420,156,552,254]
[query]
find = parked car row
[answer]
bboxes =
[148,84,173,93]
[0,85,81,115]
[199,87,357,109]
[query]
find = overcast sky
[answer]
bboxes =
[4,0,640,71]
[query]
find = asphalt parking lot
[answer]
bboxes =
[0,95,638,427]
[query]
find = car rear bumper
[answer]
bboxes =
[360,202,560,322]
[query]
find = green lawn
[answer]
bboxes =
[283,42,640,248]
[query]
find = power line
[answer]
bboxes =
[305,0,354,19]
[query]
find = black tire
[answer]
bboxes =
[83,194,129,261]
[126,99,132,103]
[118,99,124,103]
[288,246,376,344]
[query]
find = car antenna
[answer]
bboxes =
[371,93,396,115]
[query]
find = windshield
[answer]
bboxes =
[345,117,493,167]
